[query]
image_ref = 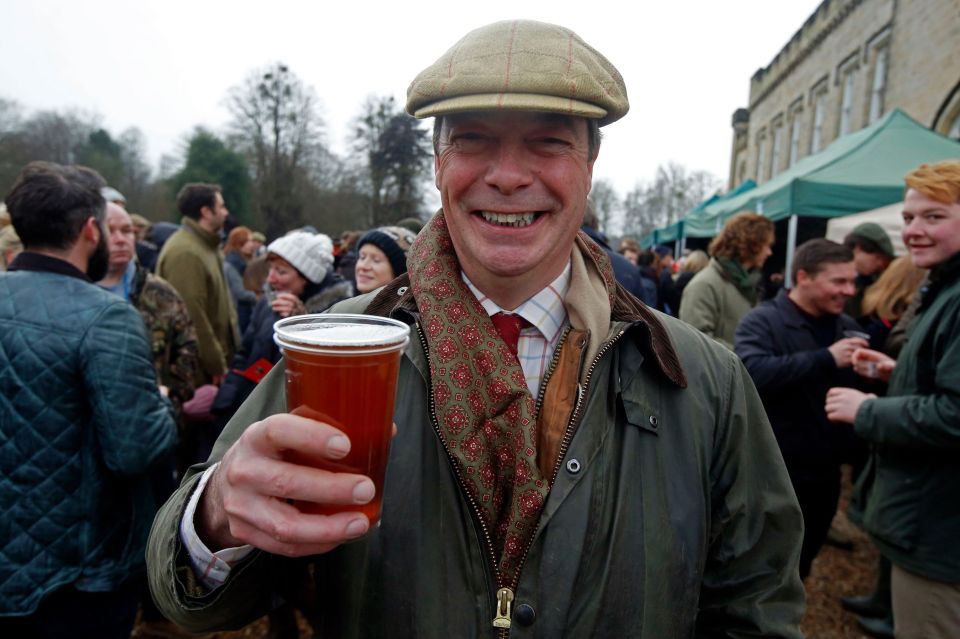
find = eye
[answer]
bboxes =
[450,132,490,153]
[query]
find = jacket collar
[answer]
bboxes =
[773,288,812,329]
[366,272,688,389]
[7,251,91,282]
[180,216,221,249]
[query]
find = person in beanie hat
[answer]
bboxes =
[844,222,896,317]
[354,225,416,293]
[150,20,804,638]
[209,231,353,435]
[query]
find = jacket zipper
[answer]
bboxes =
[501,328,628,633]
[418,323,626,636]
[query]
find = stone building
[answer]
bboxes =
[728,0,960,189]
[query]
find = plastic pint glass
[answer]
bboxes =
[273,314,410,525]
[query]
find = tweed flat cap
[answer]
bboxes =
[406,20,628,126]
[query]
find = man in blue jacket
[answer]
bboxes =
[0,162,176,638]
[735,238,868,580]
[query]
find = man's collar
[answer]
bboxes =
[7,251,91,282]
[462,264,571,346]
[181,216,221,248]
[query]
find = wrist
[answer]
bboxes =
[196,466,243,551]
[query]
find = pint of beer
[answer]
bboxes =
[273,314,410,525]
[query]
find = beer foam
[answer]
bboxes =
[279,321,409,348]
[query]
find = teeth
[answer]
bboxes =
[479,211,536,227]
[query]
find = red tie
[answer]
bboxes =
[491,312,531,358]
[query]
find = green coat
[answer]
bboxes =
[157,217,239,383]
[853,253,960,584]
[147,279,804,638]
[678,259,755,350]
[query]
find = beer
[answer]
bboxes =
[274,315,410,525]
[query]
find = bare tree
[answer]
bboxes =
[225,63,328,238]
[621,162,721,239]
[588,178,620,236]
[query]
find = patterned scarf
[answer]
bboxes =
[408,212,617,585]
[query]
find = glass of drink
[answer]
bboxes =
[273,314,410,526]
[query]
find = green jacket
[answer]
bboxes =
[156,217,239,383]
[147,279,804,638]
[853,253,960,584]
[679,259,755,350]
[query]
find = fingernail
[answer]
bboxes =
[352,480,375,504]
[328,435,350,457]
[345,517,369,539]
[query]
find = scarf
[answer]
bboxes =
[408,213,617,585]
[715,257,762,305]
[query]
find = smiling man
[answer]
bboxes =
[148,20,804,637]
[826,161,960,639]
[734,238,869,580]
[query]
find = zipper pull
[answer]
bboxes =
[492,587,514,629]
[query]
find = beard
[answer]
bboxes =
[86,225,111,282]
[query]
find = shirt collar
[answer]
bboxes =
[462,263,571,345]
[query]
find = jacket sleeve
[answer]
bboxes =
[734,309,835,391]
[147,364,298,632]
[696,354,806,638]
[854,319,960,449]
[679,275,730,348]
[162,251,228,379]
[82,300,177,475]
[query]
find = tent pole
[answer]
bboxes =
[785,214,798,289]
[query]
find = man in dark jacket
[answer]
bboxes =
[0,162,176,637]
[826,160,960,638]
[147,20,804,638]
[735,238,868,579]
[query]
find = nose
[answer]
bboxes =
[484,143,534,194]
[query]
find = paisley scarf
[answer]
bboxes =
[407,212,617,584]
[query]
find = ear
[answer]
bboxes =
[82,216,101,243]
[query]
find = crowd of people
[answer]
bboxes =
[1,18,958,639]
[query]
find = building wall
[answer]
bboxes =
[729,0,960,189]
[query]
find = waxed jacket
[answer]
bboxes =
[1,253,176,614]
[852,253,960,584]
[735,290,865,472]
[680,259,755,350]
[147,278,805,638]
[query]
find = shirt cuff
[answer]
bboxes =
[179,463,255,591]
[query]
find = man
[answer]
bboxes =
[148,21,804,637]
[843,221,895,317]
[734,238,867,579]
[826,160,960,639]
[0,162,176,637]
[653,245,677,315]
[99,202,199,473]
[157,183,239,385]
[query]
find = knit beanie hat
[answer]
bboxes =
[267,231,334,284]
[358,226,417,278]
[847,222,895,258]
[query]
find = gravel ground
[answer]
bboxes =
[138,472,880,639]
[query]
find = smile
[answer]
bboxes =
[477,211,540,227]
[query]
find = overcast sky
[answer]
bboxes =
[2,0,821,197]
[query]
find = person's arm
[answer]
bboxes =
[679,277,730,349]
[696,354,805,638]
[734,311,844,391]
[162,252,227,380]
[83,301,176,474]
[147,363,374,631]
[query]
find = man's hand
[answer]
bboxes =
[195,413,374,557]
[825,387,876,424]
[271,292,306,319]
[852,348,896,382]
[827,336,869,368]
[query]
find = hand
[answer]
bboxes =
[852,348,896,382]
[271,292,306,319]
[196,413,375,557]
[827,337,869,368]
[159,384,170,397]
[825,387,876,424]
[211,373,226,386]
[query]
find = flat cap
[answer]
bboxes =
[848,222,895,258]
[406,20,629,126]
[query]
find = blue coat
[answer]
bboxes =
[0,253,176,614]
